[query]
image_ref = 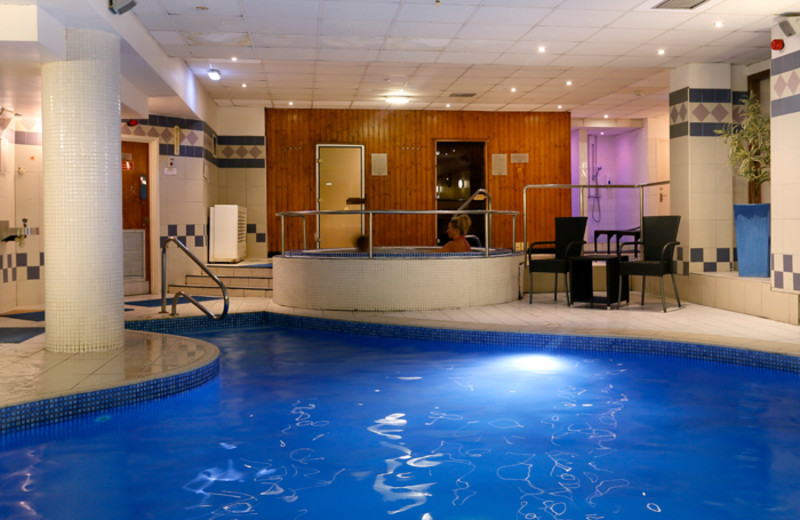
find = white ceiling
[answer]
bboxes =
[5,0,800,122]
[128,0,800,120]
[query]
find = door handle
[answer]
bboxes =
[346,197,366,205]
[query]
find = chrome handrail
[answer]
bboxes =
[457,189,492,252]
[276,208,518,258]
[160,236,229,319]
[521,180,670,253]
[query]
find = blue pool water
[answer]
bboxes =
[2,325,800,520]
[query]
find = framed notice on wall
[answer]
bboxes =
[371,153,388,176]
[491,154,508,176]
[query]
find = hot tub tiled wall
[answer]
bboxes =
[274,253,523,311]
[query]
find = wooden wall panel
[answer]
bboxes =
[266,109,571,252]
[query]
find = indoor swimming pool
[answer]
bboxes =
[2,322,800,520]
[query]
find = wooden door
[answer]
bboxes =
[121,141,150,286]
[316,145,364,248]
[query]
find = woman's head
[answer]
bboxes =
[448,214,471,237]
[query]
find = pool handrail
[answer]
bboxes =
[522,180,670,255]
[276,208,518,258]
[160,236,230,319]
[457,188,492,252]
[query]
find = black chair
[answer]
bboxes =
[465,234,482,248]
[528,216,588,305]
[617,215,681,312]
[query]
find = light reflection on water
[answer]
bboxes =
[3,326,800,520]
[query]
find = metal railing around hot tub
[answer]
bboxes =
[521,180,670,252]
[275,208,519,258]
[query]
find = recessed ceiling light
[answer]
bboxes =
[288,101,294,106]
[241,83,247,88]
[386,96,410,104]
[658,49,666,55]
[566,80,572,86]
[511,87,517,93]
[604,114,609,118]
[231,56,238,62]
[446,103,451,108]
[714,21,724,28]
[207,69,221,81]
[601,131,605,136]
[538,46,546,53]
[557,105,562,109]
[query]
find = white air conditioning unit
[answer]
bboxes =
[210,204,246,263]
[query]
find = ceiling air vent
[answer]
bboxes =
[449,93,476,98]
[652,0,709,9]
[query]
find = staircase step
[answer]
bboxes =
[168,284,271,298]
[186,274,272,289]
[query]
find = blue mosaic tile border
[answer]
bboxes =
[161,223,206,249]
[0,356,219,435]
[128,312,800,375]
[773,253,800,291]
[1,252,45,284]
[283,249,515,258]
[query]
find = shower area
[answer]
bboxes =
[571,123,670,252]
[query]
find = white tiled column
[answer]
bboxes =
[770,24,800,294]
[669,63,739,275]
[42,29,124,352]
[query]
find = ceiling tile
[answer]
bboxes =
[150,30,185,45]
[240,0,320,19]
[159,0,243,16]
[170,15,247,32]
[322,1,401,21]
[133,13,174,31]
[246,17,319,35]
[322,19,393,37]
[396,3,477,23]
[321,35,385,50]
[385,38,451,51]
[378,50,440,62]
[607,11,693,30]
[255,48,317,60]
[549,55,616,67]
[183,33,251,47]
[470,6,552,25]
[457,24,531,40]
[539,9,625,27]
[445,39,514,52]
[567,42,638,56]
[586,28,665,44]
[390,21,461,39]
[252,34,318,49]
[522,26,599,42]
[319,49,381,61]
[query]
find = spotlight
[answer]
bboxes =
[208,69,222,81]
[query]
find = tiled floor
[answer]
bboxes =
[1,292,798,412]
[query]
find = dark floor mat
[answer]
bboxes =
[2,308,134,322]
[0,327,45,343]
[1,311,45,322]
[126,296,219,308]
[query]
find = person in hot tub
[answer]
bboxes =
[438,214,472,253]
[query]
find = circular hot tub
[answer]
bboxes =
[273,247,523,311]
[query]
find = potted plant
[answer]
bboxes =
[715,92,770,277]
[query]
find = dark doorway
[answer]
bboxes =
[435,141,486,245]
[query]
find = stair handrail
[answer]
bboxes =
[160,236,229,319]
[457,188,492,251]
